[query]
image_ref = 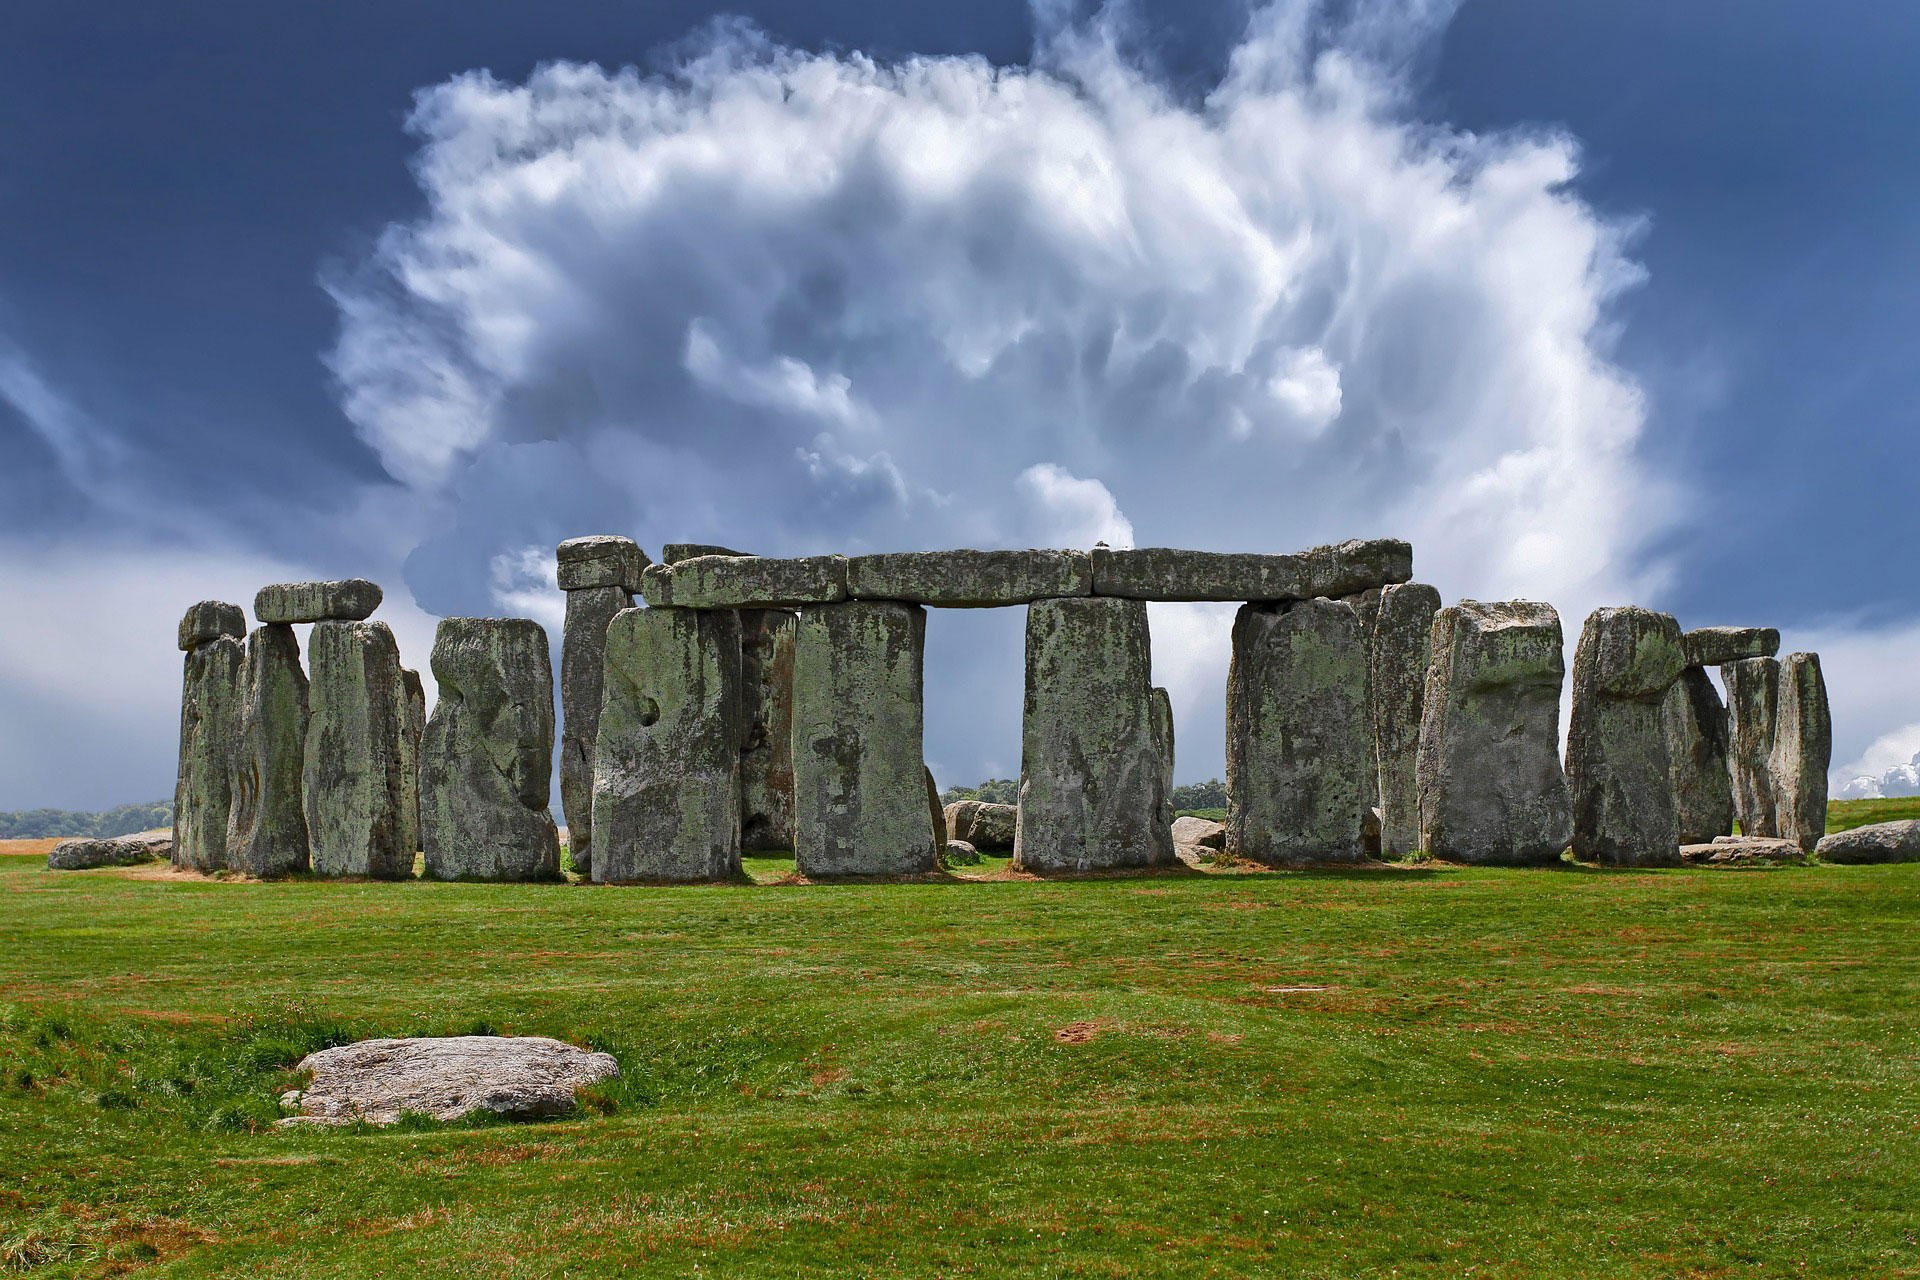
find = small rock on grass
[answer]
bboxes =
[278,1035,618,1127]
[47,831,172,870]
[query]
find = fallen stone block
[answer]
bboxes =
[48,832,171,870]
[278,1036,618,1127]
[1171,815,1225,849]
[1567,606,1687,866]
[844,549,1092,607]
[226,624,311,877]
[945,800,1017,851]
[1680,836,1806,865]
[1416,601,1571,865]
[1682,626,1780,668]
[254,579,383,624]
[556,535,649,592]
[1089,538,1411,602]
[1770,652,1831,852]
[177,600,245,651]
[304,620,413,878]
[1663,668,1733,844]
[942,839,982,867]
[642,554,848,610]
[1815,820,1920,864]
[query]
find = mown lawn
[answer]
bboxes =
[1,841,1916,1277]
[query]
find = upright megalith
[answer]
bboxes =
[1663,669,1733,844]
[1416,601,1571,865]
[1225,598,1370,865]
[1370,582,1441,856]
[557,536,648,877]
[398,668,425,862]
[1566,607,1687,865]
[738,609,797,851]
[591,606,743,882]
[1150,685,1175,838]
[792,601,937,876]
[1771,653,1831,851]
[1722,657,1780,838]
[174,602,246,871]
[420,619,560,881]
[303,621,412,878]
[226,624,311,877]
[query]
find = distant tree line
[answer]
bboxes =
[0,801,173,840]
[939,778,1228,811]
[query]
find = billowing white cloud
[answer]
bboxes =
[1016,463,1134,549]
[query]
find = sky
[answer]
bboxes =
[3,0,1918,810]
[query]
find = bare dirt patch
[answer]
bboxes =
[1053,1021,1102,1044]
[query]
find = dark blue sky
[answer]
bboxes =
[4,0,1918,807]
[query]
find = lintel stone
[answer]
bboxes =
[1089,538,1411,602]
[557,536,650,592]
[845,549,1092,607]
[663,543,753,563]
[255,579,383,624]
[1682,626,1780,668]
[642,554,848,609]
[178,600,246,651]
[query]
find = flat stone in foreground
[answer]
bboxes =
[1089,538,1411,602]
[1226,598,1371,864]
[420,618,561,881]
[1815,820,1920,864]
[642,554,847,609]
[1566,606,1686,866]
[279,1036,618,1127]
[591,607,742,882]
[844,549,1091,607]
[303,620,413,878]
[556,536,649,592]
[1770,653,1830,852]
[1682,626,1780,668]
[48,832,171,870]
[1015,597,1174,872]
[254,579,383,624]
[792,601,938,876]
[1416,601,1571,865]
[1680,836,1806,865]
[226,624,311,877]
[177,600,245,651]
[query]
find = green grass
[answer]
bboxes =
[1,845,1916,1277]
[1826,794,1920,834]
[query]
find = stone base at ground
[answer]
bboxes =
[1171,816,1226,849]
[1680,836,1806,865]
[48,831,172,870]
[278,1036,619,1126]
[945,800,1017,850]
[1815,820,1920,864]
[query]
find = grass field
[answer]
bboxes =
[2,809,1918,1277]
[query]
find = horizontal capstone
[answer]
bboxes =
[642,554,847,609]
[1683,626,1780,668]
[845,549,1091,607]
[556,536,650,592]
[178,600,246,651]
[1090,538,1411,602]
[254,579,383,624]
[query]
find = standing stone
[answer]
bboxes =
[1370,583,1441,856]
[1416,601,1571,865]
[1566,607,1687,866]
[398,668,425,863]
[1150,685,1176,838]
[1770,653,1831,852]
[591,607,742,882]
[739,610,798,851]
[174,611,246,872]
[303,621,412,878]
[1014,597,1173,872]
[1662,668,1733,845]
[226,624,311,877]
[792,601,938,876]
[1722,657,1780,839]
[926,767,947,848]
[1225,598,1371,865]
[420,619,560,882]
[559,584,633,876]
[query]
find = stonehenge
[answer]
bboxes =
[1566,607,1687,866]
[168,538,1840,884]
[1016,596,1173,872]
[421,618,561,882]
[1416,601,1571,865]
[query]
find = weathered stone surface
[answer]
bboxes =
[1682,626,1780,668]
[1567,607,1686,866]
[1770,653,1830,852]
[944,800,1018,851]
[642,554,847,610]
[739,610,797,851]
[942,839,981,866]
[556,536,649,592]
[1722,657,1780,839]
[1362,806,1383,858]
[1663,668,1733,844]
[792,601,937,876]
[1226,598,1371,865]
[174,633,244,871]
[1370,582,1441,856]
[1681,836,1806,865]
[1150,685,1176,838]
[1015,597,1174,872]
[927,768,947,848]
[1816,819,1920,864]
[559,584,632,876]
[845,549,1092,607]
[420,619,561,882]
[591,607,742,882]
[663,543,751,563]
[399,668,424,862]
[1171,816,1226,849]
[279,1036,618,1127]
[177,600,245,651]
[226,624,311,877]
[303,621,412,878]
[1090,538,1411,602]
[254,579,382,624]
[48,831,171,870]
[1416,601,1571,865]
